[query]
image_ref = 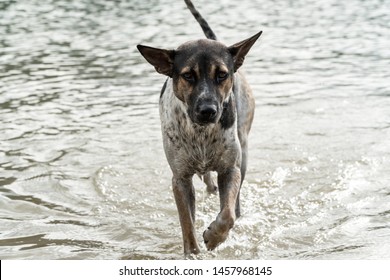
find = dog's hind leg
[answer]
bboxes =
[172,176,200,255]
[235,138,248,218]
[203,172,218,194]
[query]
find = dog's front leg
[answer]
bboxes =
[172,175,200,255]
[203,167,241,250]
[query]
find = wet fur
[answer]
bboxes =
[137,0,261,255]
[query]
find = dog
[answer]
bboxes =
[137,0,261,255]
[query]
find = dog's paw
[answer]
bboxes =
[203,221,229,251]
[206,184,218,194]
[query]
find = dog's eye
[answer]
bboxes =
[182,72,195,82]
[216,71,229,83]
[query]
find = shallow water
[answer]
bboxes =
[1,0,389,259]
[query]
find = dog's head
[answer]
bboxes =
[137,32,261,126]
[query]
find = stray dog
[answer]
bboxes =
[137,0,261,255]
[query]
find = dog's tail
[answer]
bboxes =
[184,0,217,40]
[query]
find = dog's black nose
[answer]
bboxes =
[198,104,217,121]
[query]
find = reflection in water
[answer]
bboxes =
[0,0,389,259]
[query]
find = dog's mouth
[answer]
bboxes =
[196,118,217,126]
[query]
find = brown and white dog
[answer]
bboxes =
[137,0,261,255]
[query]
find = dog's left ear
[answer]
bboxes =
[137,45,175,77]
[228,31,262,72]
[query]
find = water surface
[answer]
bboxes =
[1,0,389,259]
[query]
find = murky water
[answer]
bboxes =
[1,0,389,260]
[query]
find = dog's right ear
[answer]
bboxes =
[137,45,175,77]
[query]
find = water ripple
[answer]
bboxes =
[1,0,389,259]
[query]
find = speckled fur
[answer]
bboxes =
[137,0,261,256]
[160,79,241,177]
[158,70,255,255]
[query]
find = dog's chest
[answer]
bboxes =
[159,81,237,174]
[163,112,227,174]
